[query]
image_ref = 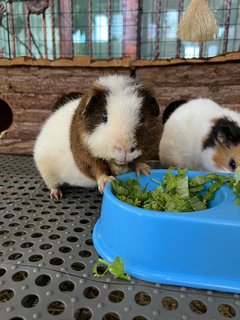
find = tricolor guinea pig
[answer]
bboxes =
[159,98,240,173]
[34,74,160,199]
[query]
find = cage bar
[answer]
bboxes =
[42,12,48,59]
[88,0,92,58]
[223,0,232,53]
[176,0,184,58]
[25,6,32,58]
[9,0,15,58]
[107,0,112,59]
[154,0,161,60]
[50,0,56,60]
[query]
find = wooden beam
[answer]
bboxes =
[1,52,240,68]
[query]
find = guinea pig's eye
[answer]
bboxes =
[101,111,108,123]
[229,158,237,171]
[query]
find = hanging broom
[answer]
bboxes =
[177,0,217,42]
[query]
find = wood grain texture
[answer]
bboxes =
[0,63,240,155]
[136,63,240,110]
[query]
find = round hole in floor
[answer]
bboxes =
[162,296,179,311]
[93,264,107,276]
[59,246,72,253]
[102,313,120,320]
[40,224,51,230]
[59,280,75,292]
[39,243,52,250]
[35,274,51,286]
[74,307,92,320]
[67,236,79,243]
[135,292,151,306]
[12,271,28,282]
[189,300,207,314]
[49,257,64,265]
[83,286,99,299]
[218,304,236,318]
[85,239,93,246]
[108,290,124,303]
[21,294,39,308]
[73,227,84,233]
[29,254,43,262]
[31,232,43,238]
[79,250,92,258]
[21,242,34,248]
[2,240,16,247]
[0,230,10,236]
[47,301,65,315]
[49,234,60,240]
[14,231,26,237]
[0,289,14,302]
[71,262,85,271]
[0,268,6,277]
[57,226,67,231]
[8,253,23,260]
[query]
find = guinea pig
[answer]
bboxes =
[34,74,160,199]
[159,98,240,173]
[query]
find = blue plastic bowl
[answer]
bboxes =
[93,169,240,293]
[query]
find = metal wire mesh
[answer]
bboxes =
[0,0,240,60]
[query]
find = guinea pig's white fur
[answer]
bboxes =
[34,98,97,190]
[34,74,160,198]
[159,98,240,172]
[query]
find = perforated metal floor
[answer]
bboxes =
[0,154,240,320]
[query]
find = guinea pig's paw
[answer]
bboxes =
[97,174,116,193]
[134,162,151,177]
[50,187,63,200]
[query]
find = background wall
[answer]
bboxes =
[0,62,239,155]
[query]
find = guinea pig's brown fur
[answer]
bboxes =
[70,85,112,181]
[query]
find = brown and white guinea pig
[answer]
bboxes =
[34,74,160,199]
[159,98,240,173]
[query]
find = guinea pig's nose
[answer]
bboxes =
[130,147,135,153]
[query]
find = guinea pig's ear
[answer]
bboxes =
[80,86,107,116]
[162,99,188,124]
[138,88,160,117]
[216,122,240,145]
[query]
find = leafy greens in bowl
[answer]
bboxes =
[112,167,240,212]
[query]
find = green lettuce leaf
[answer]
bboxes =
[112,168,239,213]
[92,257,131,280]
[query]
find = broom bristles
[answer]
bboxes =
[178,0,217,42]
